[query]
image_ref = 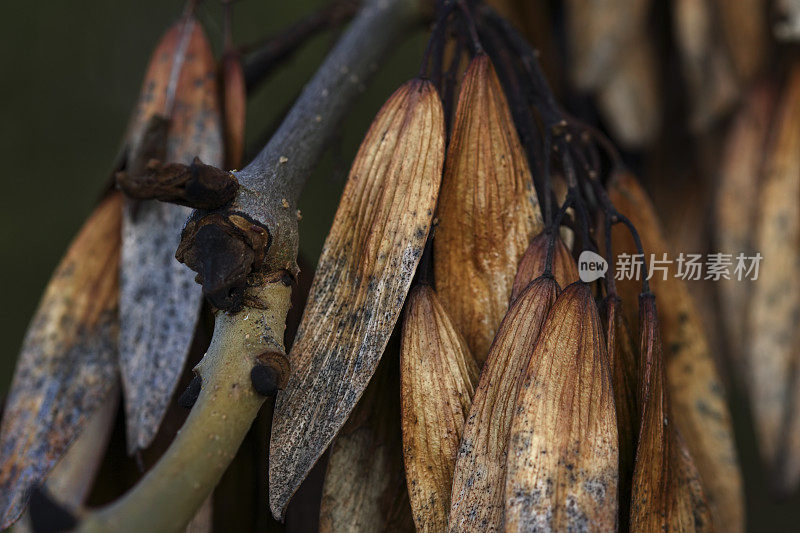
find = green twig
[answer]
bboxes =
[71,0,421,529]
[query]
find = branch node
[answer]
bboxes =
[255,350,291,391]
[176,212,272,311]
[116,157,239,210]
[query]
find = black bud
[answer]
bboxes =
[250,364,279,397]
[178,375,202,409]
[29,487,77,533]
[194,224,252,311]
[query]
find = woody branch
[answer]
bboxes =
[73,0,422,530]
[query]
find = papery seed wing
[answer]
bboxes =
[270,79,444,519]
[596,39,660,147]
[672,0,740,131]
[221,50,246,170]
[434,54,543,364]
[0,194,122,528]
[511,231,578,302]
[714,80,776,382]
[565,0,650,90]
[631,295,713,533]
[119,16,223,453]
[320,351,414,533]
[603,296,638,529]
[449,277,558,532]
[505,283,618,532]
[713,0,767,83]
[400,285,478,531]
[608,171,744,531]
[748,64,800,492]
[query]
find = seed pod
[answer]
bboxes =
[120,14,224,453]
[434,54,543,364]
[449,277,558,532]
[712,0,767,83]
[511,231,579,302]
[596,38,660,148]
[400,285,479,531]
[505,283,618,532]
[603,296,638,530]
[0,193,122,528]
[714,80,777,382]
[564,0,659,148]
[565,0,650,90]
[631,294,713,532]
[320,354,414,533]
[608,171,743,532]
[748,64,800,493]
[221,50,246,170]
[672,0,740,131]
[270,79,445,518]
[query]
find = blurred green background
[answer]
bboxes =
[0,1,798,531]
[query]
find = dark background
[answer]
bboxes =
[0,1,798,531]
[0,0,425,391]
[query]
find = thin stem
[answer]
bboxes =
[242,0,358,90]
[545,190,574,278]
[442,25,465,134]
[586,171,650,294]
[453,0,482,54]
[604,215,617,297]
[477,4,559,122]
[222,0,234,51]
[418,1,452,81]
[615,213,651,294]
[429,1,450,88]
[542,131,553,224]
[77,282,291,533]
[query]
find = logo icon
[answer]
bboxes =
[578,250,608,283]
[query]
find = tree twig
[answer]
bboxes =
[242,0,359,90]
[177,0,420,310]
[75,281,291,533]
[70,0,421,530]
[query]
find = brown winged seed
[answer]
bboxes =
[221,50,246,170]
[320,353,414,533]
[631,294,713,533]
[511,231,579,302]
[748,63,800,493]
[449,276,558,532]
[603,295,639,530]
[714,80,776,381]
[270,78,445,519]
[608,171,743,532]
[505,282,618,532]
[119,14,223,453]
[0,193,122,528]
[400,285,479,531]
[435,54,543,364]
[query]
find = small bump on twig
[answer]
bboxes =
[178,375,203,409]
